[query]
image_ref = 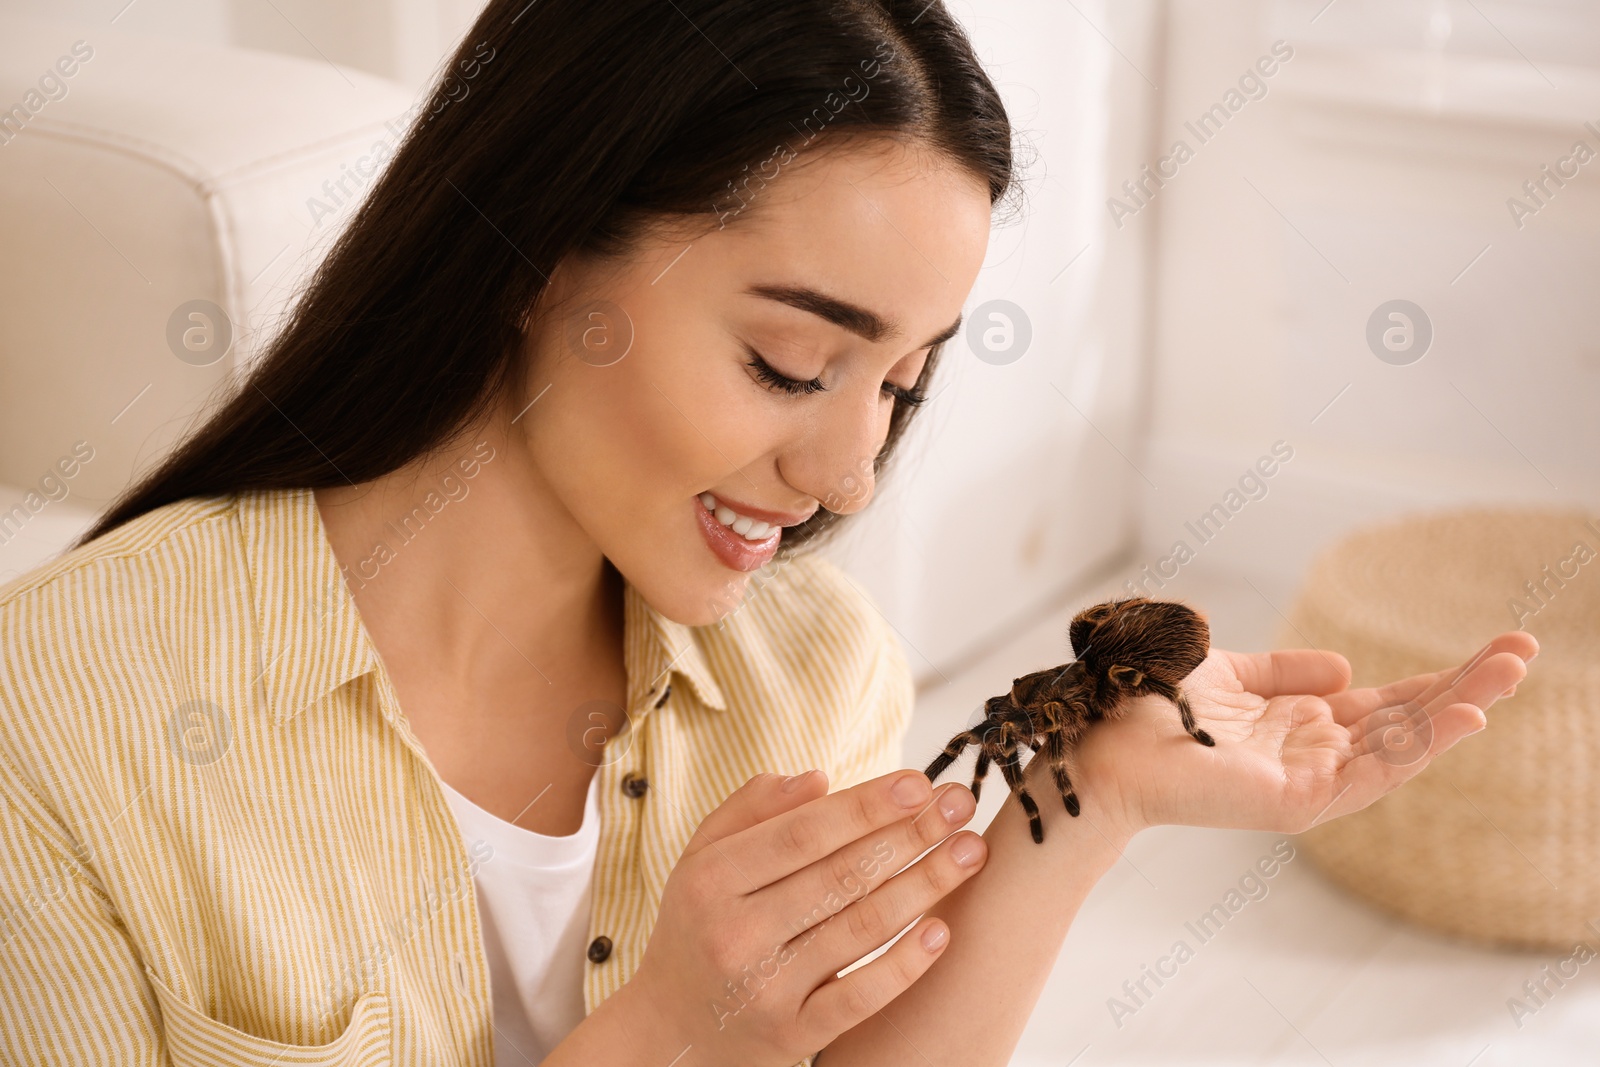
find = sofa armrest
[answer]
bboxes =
[0,14,418,508]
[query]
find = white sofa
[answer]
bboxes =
[0,14,417,584]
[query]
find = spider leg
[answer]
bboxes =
[923,726,984,782]
[972,713,1019,801]
[994,728,1045,844]
[1041,728,1080,817]
[1144,678,1215,746]
[971,747,992,802]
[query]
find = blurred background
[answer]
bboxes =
[1,0,1596,1063]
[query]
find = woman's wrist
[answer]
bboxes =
[1018,742,1147,850]
[543,972,707,1067]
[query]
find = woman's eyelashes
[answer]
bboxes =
[745,347,824,395]
[744,348,928,407]
[885,379,928,406]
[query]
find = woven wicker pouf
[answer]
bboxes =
[1285,508,1600,951]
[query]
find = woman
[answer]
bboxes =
[0,1,1535,1065]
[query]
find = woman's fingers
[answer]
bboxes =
[1326,672,1438,728]
[1327,631,1539,728]
[795,851,976,1040]
[680,769,831,862]
[763,781,977,946]
[784,828,984,993]
[1318,700,1487,826]
[1350,649,1526,758]
[1314,649,1528,824]
[709,770,940,891]
[798,914,952,1039]
[1223,647,1351,699]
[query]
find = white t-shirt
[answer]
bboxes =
[439,772,602,1066]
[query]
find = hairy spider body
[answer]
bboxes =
[922,597,1214,844]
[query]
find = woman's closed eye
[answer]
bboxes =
[744,348,927,407]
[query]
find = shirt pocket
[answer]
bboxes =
[144,964,392,1066]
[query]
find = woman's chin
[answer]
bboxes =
[614,551,751,629]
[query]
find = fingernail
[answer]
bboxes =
[782,770,816,793]
[891,773,929,809]
[938,786,973,823]
[921,922,948,952]
[951,834,984,867]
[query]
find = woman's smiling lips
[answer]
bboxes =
[693,492,813,572]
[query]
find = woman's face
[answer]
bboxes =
[515,136,992,625]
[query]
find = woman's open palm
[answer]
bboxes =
[1073,631,1539,836]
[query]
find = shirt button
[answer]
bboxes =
[622,772,649,798]
[587,936,613,963]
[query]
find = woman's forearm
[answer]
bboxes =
[817,757,1133,1067]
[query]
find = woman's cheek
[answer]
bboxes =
[649,360,779,477]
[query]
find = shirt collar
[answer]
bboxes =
[623,579,728,719]
[238,487,379,725]
[238,486,727,726]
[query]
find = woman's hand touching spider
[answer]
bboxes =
[1068,630,1539,839]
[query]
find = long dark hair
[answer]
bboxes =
[75,0,1020,557]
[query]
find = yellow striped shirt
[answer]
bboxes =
[0,485,913,1066]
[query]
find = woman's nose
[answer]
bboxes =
[822,455,876,515]
[786,394,887,516]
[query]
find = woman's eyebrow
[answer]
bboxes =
[744,282,963,349]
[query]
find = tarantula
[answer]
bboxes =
[923,597,1214,844]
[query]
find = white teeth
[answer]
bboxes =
[700,493,778,541]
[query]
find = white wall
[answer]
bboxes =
[1132,0,1600,602]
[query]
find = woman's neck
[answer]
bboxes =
[313,414,620,701]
